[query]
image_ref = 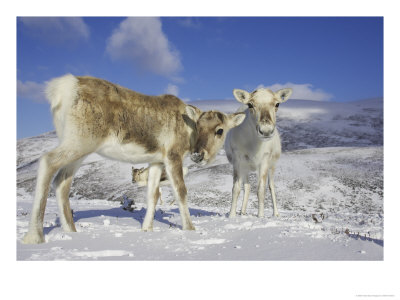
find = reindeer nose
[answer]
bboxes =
[256,125,275,139]
[191,152,204,163]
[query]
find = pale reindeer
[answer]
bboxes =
[132,166,189,205]
[23,74,245,244]
[224,87,292,218]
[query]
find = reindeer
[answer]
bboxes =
[132,166,189,205]
[224,87,292,218]
[23,74,245,244]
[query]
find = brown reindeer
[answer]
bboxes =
[23,74,245,244]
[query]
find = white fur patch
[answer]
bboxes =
[45,74,79,140]
[96,136,163,164]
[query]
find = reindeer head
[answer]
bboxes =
[233,87,292,139]
[132,167,146,183]
[189,110,245,165]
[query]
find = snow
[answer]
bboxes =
[11,97,400,299]
[16,97,385,262]
[17,196,383,260]
[17,99,384,261]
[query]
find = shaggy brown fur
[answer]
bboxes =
[23,74,245,244]
[72,76,195,153]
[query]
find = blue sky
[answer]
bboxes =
[17,17,383,139]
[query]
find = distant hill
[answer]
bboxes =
[189,97,383,151]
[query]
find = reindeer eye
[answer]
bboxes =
[216,128,224,135]
[275,103,280,108]
[248,103,254,109]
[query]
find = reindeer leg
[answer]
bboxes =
[240,174,250,215]
[158,187,163,205]
[229,167,243,218]
[53,157,86,232]
[257,162,269,218]
[23,145,88,244]
[142,163,163,231]
[164,154,194,230]
[269,166,279,217]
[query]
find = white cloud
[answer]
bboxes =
[106,17,182,78]
[257,82,333,101]
[19,17,90,44]
[17,80,46,103]
[165,84,179,96]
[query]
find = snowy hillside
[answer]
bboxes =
[191,98,383,150]
[16,98,383,260]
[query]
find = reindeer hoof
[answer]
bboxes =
[183,224,195,230]
[142,225,153,232]
[22,231,45,244]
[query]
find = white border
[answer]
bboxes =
[5,1,399,299]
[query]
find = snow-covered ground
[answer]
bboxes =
[17,98,384,260]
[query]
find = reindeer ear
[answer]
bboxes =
[185,105,202,122]
[227,112,246,128]
[275,88,292,102]
[233,89,250,104]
